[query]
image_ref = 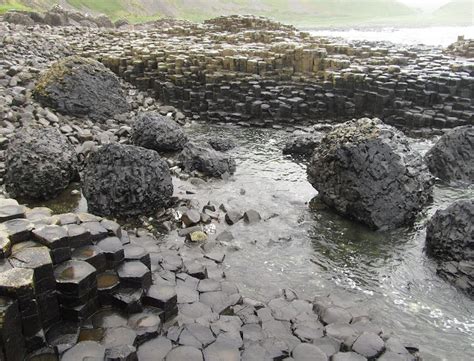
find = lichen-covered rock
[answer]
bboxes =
[283,133,323,156]
[5,127,77,200]
[131,112,188,152]
[34,56,129,122]
[307,118,433,230]
[425,126,473,185]
[179,142,236,178]
[82,144,173,216]
[425,199,474,297]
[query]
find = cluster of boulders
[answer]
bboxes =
[445,36,474,58]
[2,5,117,28]
[0,196,421,361]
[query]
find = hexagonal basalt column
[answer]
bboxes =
[64,224,92,248]
[32,225,69,249]
[0,204,26,222]
[143,285,178,321]
[9,246,55,294]
[0,296,26,361]
[0,219,34,244]
[96,237,125,269]
[72,245,107,272]
[97,271,120,306]
[124,244,151,269]
[117,261,152,289]
[54,260,97,298]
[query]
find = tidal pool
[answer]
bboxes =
[36,121,473,360]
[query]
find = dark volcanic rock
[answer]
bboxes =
[425,126,473,185]
[208,136,236,151]
[131,112,188,152]
[307,118,433,230]
[5,127,77,200]
[179,142,236,178]
[82,144,173,217]
[425,199,474,297]
[3,11,35,26]
[34,56,129,122]
[283,133,323,156]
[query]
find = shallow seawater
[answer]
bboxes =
[174,122,474,360]
[37,122,473,360]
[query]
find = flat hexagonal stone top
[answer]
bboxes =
[203,341,240,361]
[54,260,96,284]
[165,346,203,361]
[32,225,68,249]
[0,218,34,239]
[0,204,25,222]
[124,244,147,260]
[292,343,328,361]
[97,271,120,291]
[9,246,52,269]
[61,341,105,361]
[138,337,172,361]
[0,267,34,295]
[97,237,123,253]
[117,261,149,280]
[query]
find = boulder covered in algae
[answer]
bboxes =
[82,143,173,216]
[34,56,129,122]
[307,118,433,230]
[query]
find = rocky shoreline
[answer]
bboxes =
[0,7,473,361]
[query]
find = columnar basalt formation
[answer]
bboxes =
[0,196,422,360]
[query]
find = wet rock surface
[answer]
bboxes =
[5,127,77,200]
[307,118,434,230]
[0,195,422,360]
[34,56,129,122]
[179,142,237,178]
[283,133,323,156]
[82,143,173,217]
[131,112,188,152]
[426,199,474,297]
[425,125,474,185]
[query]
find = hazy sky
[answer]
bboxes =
[398,0,451,11]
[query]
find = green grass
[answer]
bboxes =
[0,0,33,13]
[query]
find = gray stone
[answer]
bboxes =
[61,341,105,361]
[292,343,328,361]
[34,56,129,121]
[138,336,172,361]
[179,142,236,178]
[283,133,322,156]
[332,352,367,361]
[307,118,433,230]
[425,126,473,185]
[131,112,188,152]
[5,127,77,200]
[82,143,173,217]
[243,209,261,224]
[208,137,236,151]
[165,346,203,361]
[203,341,240,361]
[351,332,385,358]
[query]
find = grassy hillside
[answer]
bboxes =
[0,0,471,27]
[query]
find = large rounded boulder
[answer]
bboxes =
[5,127,77,200]
[425,126,473,185]
[307,118,433,230]
[131,112,188,152]
[425,199,473,297]
[34,56,129,122]
[82,144,173,216]
[179,142,236,178]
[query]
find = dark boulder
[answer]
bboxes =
[3,11,35,26]
[425,199,474,297]
[307,118,433,230]
[208,137,236,152]
[34,56,129,122]
[179,142,236,178]
[82,144,173,217]
[5,127,77,200]
[283,133,323,157]
[131,112,188,152]
[425,126,473,185]
[93,15,114,28]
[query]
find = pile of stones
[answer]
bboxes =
[0,196,421,360]
[445,36,474,58]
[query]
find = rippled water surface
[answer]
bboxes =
[42,122,473,360]
[174,122,474,361]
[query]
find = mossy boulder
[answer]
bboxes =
[34,56,129,122]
